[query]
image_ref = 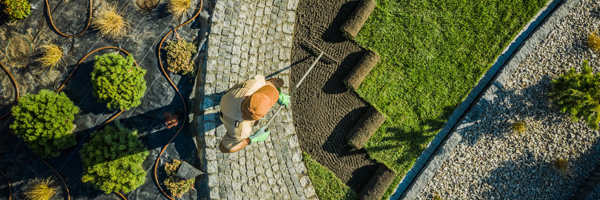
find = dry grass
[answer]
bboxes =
[168,0,191,18]
[554,158,570,174]
[92,5,129,39]
[24,177,56,200]
[36,44,62,69]
[588,31,600,53]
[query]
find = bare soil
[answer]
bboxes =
[290,0,379,192]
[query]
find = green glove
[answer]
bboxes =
[278,93,290,107]
[249,127,270,143]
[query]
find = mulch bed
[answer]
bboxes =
[0,0,207,199]
[290,0,380,192]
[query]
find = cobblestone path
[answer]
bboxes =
[198,0,317,199]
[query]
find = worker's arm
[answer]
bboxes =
[219,127,270,153]
[219,138,250,153]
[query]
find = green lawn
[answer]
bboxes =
[303,153,358,200]
[354,0,547,199]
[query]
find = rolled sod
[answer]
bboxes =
[341,0,376,39]
[359,163,396,200]
[344,49,380,90]
[346,105,386,149]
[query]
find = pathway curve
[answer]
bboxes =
[197,0,317,199]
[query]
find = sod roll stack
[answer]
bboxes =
[359,164,396,200]
[341,0,376,39]
[347,105,386,149]
[344,49,380,90]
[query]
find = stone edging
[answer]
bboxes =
[390,0,578,199]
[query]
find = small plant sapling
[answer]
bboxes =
[80,121,149,194]
[37,44,63,70]
[163,111,179,129]
[165,38,197,75]
[512,121,527,134]
[10,90,79,158]
[588,31,600,53]
[164,159,195,197]
[2,0,31,21]
[167,0,191,18]
[549,60,600,129]
[554,158,570,174]
[91,53,147,110]
[24,177,56,200]
[91,4,129,39]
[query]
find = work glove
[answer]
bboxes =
[249,127,270,144]
[278,93,291,107]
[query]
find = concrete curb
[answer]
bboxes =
[390,0,579,199]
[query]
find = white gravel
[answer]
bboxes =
[418,0,600,199]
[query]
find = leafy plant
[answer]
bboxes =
[165,39,196,75]
[167,0,191,18]
[37,44,63,70]
[91,53,146,110]
[10,90,79,158]
[549,60,600,129]
[588,31,600,53]
[512,121,527,134]
[432,193,442,200]
[554,158,570,174]
[80,121,149,194]
[2,0,31,21]
[91,4,129,39]
[164,159,195,198]
[24,177,56,200]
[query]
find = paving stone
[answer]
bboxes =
[200,0,312,198]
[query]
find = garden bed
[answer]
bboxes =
[290,0,379,194]
[417,0,600,198]
[0,0,208,198]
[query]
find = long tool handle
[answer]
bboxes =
[264,52,324,128]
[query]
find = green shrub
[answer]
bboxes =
[165,39,196,75]
[549,60,600,129]
[164,159,195,197]
[2,0,31,21]
[10,90,79,158]
[91,53,147,110]
[80,122,148,194]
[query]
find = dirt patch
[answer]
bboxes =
[291,0,379,192]
[136,0,160,10]
[359,164,396,200]
[347,105,386,149]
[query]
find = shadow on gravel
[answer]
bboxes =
[460,76,559,146]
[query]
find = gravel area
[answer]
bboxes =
[418,0,600,199]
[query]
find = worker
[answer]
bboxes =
[218,75,290,153]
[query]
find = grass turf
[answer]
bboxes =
[303,153,358,200]
[353,0,548,199]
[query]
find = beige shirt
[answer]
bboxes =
[219,75,267,149]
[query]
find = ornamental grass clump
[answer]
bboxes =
[92,5,129,39]
[554,158,570,174]
[588,31,600,53]
[165,39,196,75]
[164,159,195,198]
[167,0,191,18]
[10,90,79,158]
[2,0,31,21]
[80,122,149,194]
[91,53,146,110]
[24,177,56,200]
[549,60,600,129]
[37,44,63,70]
